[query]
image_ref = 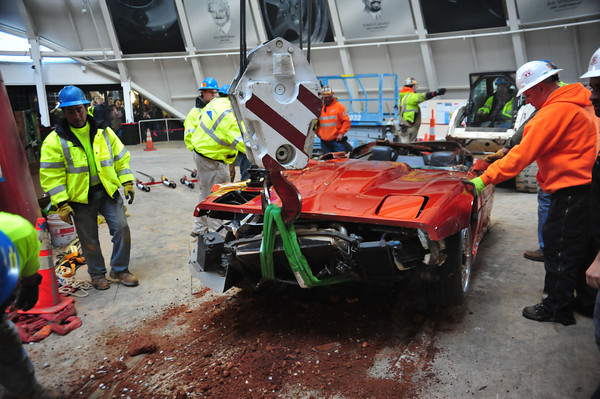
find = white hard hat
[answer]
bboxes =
[580,47,600,79]
[516,60,563,96]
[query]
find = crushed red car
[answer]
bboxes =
[189,139,494,306]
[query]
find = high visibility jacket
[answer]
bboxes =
[398,87,428,125]
[184,96,210,152]
[40,117,134,206]
[0,212,40,278]
[184,107,200,151]
[190,97,245,164]
[478,95,514,119]
[481,83,600,193]
[316,98,351,142]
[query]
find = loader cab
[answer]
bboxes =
[465,72,520,129]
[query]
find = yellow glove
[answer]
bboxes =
[58,203,74,225]
[123,182,135,204]
[483,148,505,163]
[468,177,486,196]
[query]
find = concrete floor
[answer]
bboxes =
[19,141,600,398]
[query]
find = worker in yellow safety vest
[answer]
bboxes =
[189,95,246,237]
[398,77,446,142]
[476,77,516,128]
[39,85,138,291]
[184,77,219,151]
[0,213,61,399]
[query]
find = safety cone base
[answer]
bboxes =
[19,295,73,315]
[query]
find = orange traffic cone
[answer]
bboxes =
[429,110,436,141]
[21,218,74,314]
[144,128,156,151]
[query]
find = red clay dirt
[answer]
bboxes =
[68,285,442,398]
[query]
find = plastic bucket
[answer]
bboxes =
[47,213,77,247]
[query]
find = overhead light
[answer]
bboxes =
[81,0,88,13]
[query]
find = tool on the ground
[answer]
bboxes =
[56,251,85,278]
[136,171,177,189]
[161,175,177,188]
[135,178,151,192]
[180,175,196,189]
[184,168,197,178]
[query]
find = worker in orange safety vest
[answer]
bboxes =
[315,86,351,155]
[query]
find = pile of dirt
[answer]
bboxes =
[67,285,441,398]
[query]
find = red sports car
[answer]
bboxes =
[189,140,493,306]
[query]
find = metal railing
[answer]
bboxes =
[138,118,184,144]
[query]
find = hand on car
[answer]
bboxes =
[483,148,506,163]
[468,177,486,195]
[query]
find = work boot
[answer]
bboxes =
[2,382,62,399]
[109,271,139,287]
[522,303,575,326]
[90,276,110,290]
[523,248,544,262]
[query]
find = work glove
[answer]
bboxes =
[469,177,486,196]
[434,88,447,96]
[15,273,42,311]
[483,148,506,163]
[124,182,135,204]
[58,203,74,225]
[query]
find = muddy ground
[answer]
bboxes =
[12,142,600,398]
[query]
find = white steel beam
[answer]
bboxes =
[15,0,50,127]
[410,0,438,89]
[505,0,527,66]
[175,0,204,89]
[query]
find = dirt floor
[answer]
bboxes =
[10,142,600,398]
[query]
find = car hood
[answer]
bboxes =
[201,158,478,240]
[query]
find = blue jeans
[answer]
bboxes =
[0,315,36,395]
[71,186,131,278]
[538,189,551,251]
[320,139,345,155]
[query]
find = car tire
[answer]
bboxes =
[515,162,539,193]
[429,227,473,306]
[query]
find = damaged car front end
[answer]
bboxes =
[190,140,493,305]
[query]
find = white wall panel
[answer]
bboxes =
[0,61,114,85]
[387,43,427,88]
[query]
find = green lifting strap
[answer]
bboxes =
[259,203,353,288]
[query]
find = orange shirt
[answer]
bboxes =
[316,98,351,142]
[481,83,600,193]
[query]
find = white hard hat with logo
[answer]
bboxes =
[516,60,563,96]
[580,47,600,79]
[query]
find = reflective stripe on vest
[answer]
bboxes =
[59,137,89,174]
[401,95,418,114]
[199,108,241,149]
[319,115,337,127]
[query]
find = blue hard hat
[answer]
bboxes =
[0,230,20,305]
[199,77,219,91]
[58,85,91,108]
[495,77,511,85]
[218,84,231,96]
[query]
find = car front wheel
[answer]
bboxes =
[429,227,473,306]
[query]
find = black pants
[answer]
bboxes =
[542,185,597,314]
